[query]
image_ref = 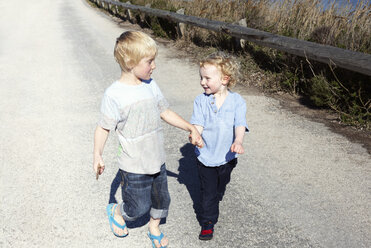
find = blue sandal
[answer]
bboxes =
[148,231,167,248]
[106,203,128,238]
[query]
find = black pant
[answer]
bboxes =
[197,158,237,224]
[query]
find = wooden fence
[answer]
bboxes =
[91,0,371,77]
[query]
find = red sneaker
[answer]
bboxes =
[199,221,214,240]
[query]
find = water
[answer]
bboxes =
[322,0,370,9]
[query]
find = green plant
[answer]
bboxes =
[307,75,333,107]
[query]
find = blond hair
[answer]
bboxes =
[199,51,240,88]
[114,31,158,72]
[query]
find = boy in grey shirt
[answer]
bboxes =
[93,31,203,248]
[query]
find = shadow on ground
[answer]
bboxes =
[177,143,202,225]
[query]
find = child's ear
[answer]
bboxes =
[125,58,136,70]
[222,75,230,85]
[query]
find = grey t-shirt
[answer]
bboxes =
[98,79,169,174]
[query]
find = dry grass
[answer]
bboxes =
[127,0,370,53]
[265,0,371,53]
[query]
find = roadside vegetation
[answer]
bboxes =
[91,0,370,129]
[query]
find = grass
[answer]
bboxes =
[126,0,370,54]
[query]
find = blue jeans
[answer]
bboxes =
[197,158,237,224]
[119,164,170,221]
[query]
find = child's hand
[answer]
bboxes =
[231,141,244,154]
[93,155,105,179]
[189,130,204,148]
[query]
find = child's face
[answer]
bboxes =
[132,55,156,81]
[199,64,228,95]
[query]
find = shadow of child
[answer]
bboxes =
[177,143,202,224]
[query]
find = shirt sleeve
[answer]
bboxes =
[97,92,120,131]
[234,94,249,132]
[150,80,169,113]
[190,95,205,127]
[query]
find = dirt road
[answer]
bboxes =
[0,0,369,247]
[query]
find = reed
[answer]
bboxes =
[127,0,370,53]
[265,0,371,53]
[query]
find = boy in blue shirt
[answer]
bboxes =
[190,52,248,240]
[93,31,203,248]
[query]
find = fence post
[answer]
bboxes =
[176,8,186,38]
[139,4,151,23]
[125,1,135,23]
[238,18,247,49]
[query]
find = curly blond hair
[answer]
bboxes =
[199,51,240,88]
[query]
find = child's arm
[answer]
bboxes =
[230,126,245,154]
[160,109,203,148]
[93,126,110,175]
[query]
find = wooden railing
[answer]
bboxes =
[91,0,371,76]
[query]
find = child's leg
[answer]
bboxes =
[217,158,237,201]
[108,169,154,238]
[148,217,168,247]
[119,170,153,221]
[197,159,219,224]
[150,164,171,219]
[108,203,128,236]
[148,164,170,247]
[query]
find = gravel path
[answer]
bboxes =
[0,0,370,247]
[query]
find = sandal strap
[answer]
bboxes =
[148,232,165,243]
[111,204,127,229]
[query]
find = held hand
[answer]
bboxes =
[230,142,244,154]
[93,155,105,179]
[189,130,204,148]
